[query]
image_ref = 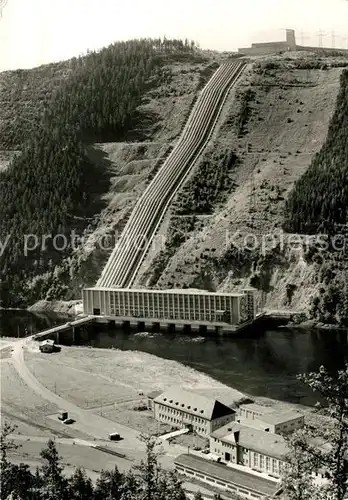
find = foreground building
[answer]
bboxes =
[83,287,257,333]
[210,421,288,478]
[152,387,236,437]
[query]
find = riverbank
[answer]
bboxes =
[22,341,327,427]
[1,336,335,449]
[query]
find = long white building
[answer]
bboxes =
[82,287,256,333]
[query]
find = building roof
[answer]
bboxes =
[147,390,162,400]
[211,422,289,460]
[40,339,55,346]
[174,454,279,496]
[154,387,235,421]
[259,411,304,426]
[84,287,245,297]
[239,403,275,415]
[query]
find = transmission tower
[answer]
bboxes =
[331,30,336,48]
[0,0,8,18]
[316,29,326,48]
[344,35,348,50]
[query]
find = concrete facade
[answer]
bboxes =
[152,387,236,437]
[83,287,256,333]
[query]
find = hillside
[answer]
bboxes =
[1,47,348,325]
[134,53,348,325]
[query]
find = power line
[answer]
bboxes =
[316,29,326,48]
[331,30,336,49]
[299,30,310,46]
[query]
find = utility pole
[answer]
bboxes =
[331,30,336,49]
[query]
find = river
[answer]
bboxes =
[1,310,347,406]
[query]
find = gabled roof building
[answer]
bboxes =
[210,421,288,478]
[152,387,236,437]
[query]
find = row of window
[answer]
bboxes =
[253,453,283,474]
[158,414,206,434]
[109,293,234,308]
[158,406,207,424]
[212,440,284,476]
[109,307,228,322]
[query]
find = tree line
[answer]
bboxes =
[284,69,348,234]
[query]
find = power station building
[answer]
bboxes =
[82,287,256,333]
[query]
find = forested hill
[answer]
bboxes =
[284,69,348,234]
[0,38,206,306]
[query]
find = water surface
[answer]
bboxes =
[1,310,347,406]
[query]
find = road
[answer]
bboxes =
[5,337,198,466]
[9,338,144,456]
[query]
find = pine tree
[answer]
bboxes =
[94,467,124,500]
[68,467,94,500]
[39,439,69,500]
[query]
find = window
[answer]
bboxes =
[272,459,277,473]
[254,453,259,467]
[260,455,264,469]
[266,457,271,471]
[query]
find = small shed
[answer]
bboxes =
[39,339,55,353]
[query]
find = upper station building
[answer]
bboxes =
[238,29,297,56]
[83,287,257,333]
[238,28,348,56]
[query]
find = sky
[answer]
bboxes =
[1,0,348,71]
